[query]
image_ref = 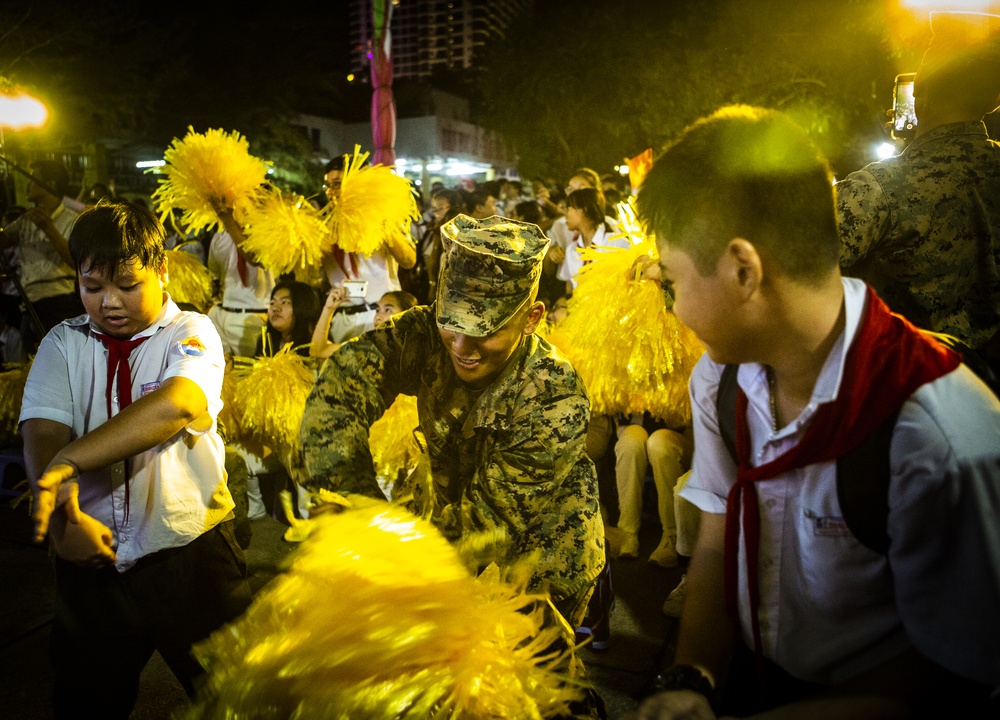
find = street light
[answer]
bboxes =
[0,78,48,208]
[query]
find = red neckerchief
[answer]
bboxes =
[724,286,960,664]
[236,247,249,286]
[94,331,150,526]
[331,247,359,278]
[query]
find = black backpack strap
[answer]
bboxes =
[716,364,740,464]
[836,411,898,555]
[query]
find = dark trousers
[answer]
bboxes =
[50,520,252,720]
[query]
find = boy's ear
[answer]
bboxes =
[157,259,168,288]
[724,238,763,300]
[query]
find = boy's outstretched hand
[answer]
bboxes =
[34,474,117,566]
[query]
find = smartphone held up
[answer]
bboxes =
[891,72,917,141]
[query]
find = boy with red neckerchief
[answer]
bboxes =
[20,200,251,719]
[632,106,1000,719]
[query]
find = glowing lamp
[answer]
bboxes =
[0,88,47,130]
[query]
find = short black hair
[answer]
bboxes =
[30,160,69,198]
[637,105,839,282]
[514,200,542,225]
[69,199,166,277]
[467,187,495,212]
[566,187,608,230]
[266,279,321,351]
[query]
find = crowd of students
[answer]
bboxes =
[8,11,1000,717]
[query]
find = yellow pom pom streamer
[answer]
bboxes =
[558,198,705,426]
[240,190,333,275]
[163,249,213,312]
[369,394,421,486]
[0,360,31,443]
[229,345,317,458]
[184,502,587,720]
[326,145,420,257]
[150,127,272,235]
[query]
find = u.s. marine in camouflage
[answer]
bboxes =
[299,215,605,628]
[836,120,1000,352]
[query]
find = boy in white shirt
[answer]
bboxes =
[21,200,251,719]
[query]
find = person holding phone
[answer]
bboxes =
[837,11,1000,381]
[321,157,417,345]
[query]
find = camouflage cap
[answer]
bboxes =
[436,214,549,337]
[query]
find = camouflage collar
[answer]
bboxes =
[904,120,990,155]
[463,334,541,432]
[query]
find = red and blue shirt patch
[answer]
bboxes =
[177,337,207,357]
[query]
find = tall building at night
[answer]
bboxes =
[348,0,533,81]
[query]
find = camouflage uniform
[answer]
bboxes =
[837,121,1000,352]
[300,215,605,628]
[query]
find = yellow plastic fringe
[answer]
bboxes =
[0,360,30,442]
[240,190,333,275]
[369,394,421,484]
[325,145,420,257]
[557,199,704,426]
[150,127,272,235]
[184,502,586,720]
[164,249,213,312]
[230,346,316,458]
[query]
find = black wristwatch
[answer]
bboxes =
[651,664,716,703]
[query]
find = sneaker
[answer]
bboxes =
[648,533,678,568]
[662,574,687,617]
[606,526,640,559]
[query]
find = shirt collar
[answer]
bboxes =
[738,277,868,436]
[903,120,989,155]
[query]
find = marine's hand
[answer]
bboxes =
[629,254,660,282]
[631,690,719,720]
[32,462,80,542]
[48,484,117,567]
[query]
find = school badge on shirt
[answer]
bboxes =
[177,337,206,357]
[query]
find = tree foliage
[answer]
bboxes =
[477,0,907,180]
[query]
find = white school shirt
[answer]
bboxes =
[5,201,80,301]
[20,296,234,572]
[207,230,274,310]
[556,224,631,287]
[681,277,1000,687]
[323,247,400,307]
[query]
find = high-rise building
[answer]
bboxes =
[348,0,533,81]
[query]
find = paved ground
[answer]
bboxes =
[0,456,684,719]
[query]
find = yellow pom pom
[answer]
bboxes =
[240,190,333,275]
[185,503,587,720]
[150,127,272,235]
[230,347,316,457]
[559,198,705,426]
[369,394,421,487]
[0,360,31,443]
[326,146,420,257]
[164,249,213,312]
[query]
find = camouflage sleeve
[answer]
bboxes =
[836,169,891,270]
[299,307,433,496]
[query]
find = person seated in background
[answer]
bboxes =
[255,279,321,358]
[606,412,692,567]
[310,289,417,360]
[633,104,1000,719]
[545,188,630,301]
